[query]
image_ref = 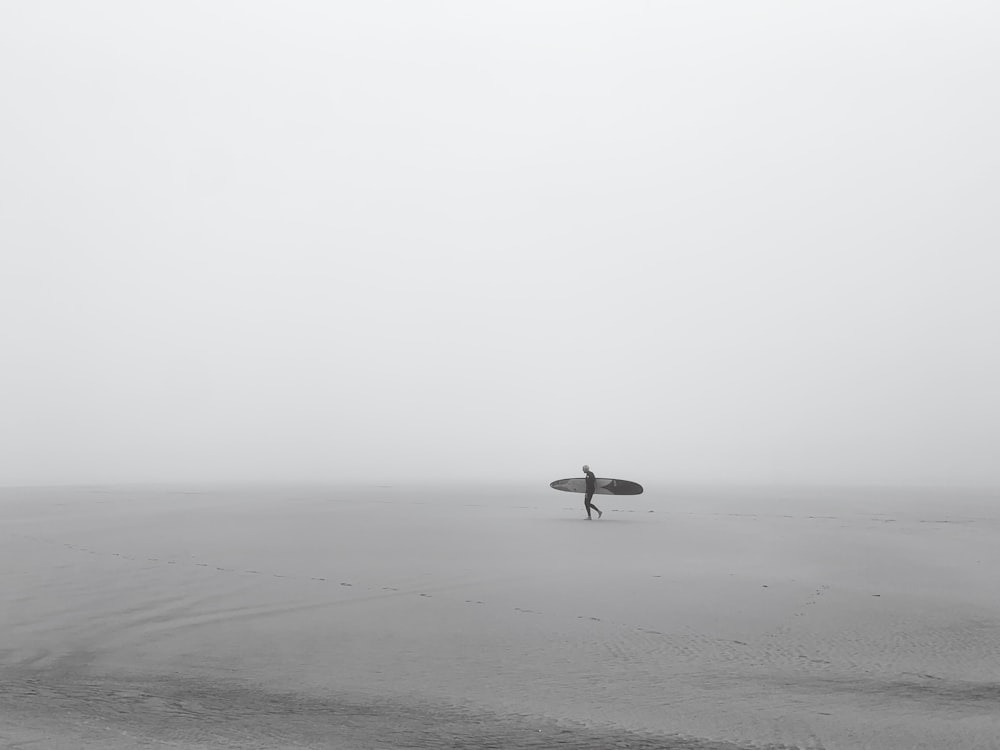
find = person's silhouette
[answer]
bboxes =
[582,465,602,520]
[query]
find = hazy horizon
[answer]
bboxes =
[3,2,998,488]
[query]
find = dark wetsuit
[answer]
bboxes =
[584,469,599,518]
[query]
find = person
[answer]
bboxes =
[582,465,602,520]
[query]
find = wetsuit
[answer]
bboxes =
[584,469,599,518]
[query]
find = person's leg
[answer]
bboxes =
[592,503,602,519]
[584,493,593,519]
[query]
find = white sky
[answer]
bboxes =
[2,1,998,487]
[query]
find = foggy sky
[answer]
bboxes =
[2,1,998,487]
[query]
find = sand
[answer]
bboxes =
[2,482,998,749]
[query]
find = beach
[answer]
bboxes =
[2,483,998,749]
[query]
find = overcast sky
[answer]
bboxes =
[2,1,998,488]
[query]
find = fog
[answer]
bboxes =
[2,1,998,487]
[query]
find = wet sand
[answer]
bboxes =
[2,483,998,748]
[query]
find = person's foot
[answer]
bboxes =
[597,509,602,519]
[586,516,592,520]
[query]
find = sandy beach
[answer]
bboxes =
[2,483,998,749]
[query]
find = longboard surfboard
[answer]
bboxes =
[549,478,643,496]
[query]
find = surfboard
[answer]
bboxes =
[549,478,644,495]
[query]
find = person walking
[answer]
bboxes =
[582,465,602,520]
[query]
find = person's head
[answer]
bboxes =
[582,465,590,473]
